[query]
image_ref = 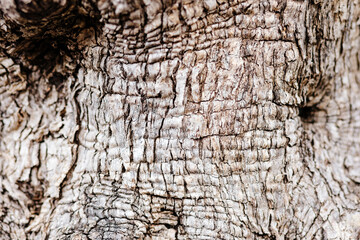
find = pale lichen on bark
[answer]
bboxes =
[0,0,360,239]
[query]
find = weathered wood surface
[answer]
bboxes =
[0,0,360,239]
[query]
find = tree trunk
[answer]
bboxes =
[0,0,360,239]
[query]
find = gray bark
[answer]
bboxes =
[0,0,360,239]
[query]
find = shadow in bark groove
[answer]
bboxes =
[16,179,45,220]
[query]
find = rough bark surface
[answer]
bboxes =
[0,0,360,239]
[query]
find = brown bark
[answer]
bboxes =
[0,0,360,239]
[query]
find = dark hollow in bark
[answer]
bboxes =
[298,106,316,123]
[2,1,102,76]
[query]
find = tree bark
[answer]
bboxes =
[1,0,360,239]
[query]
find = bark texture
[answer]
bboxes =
[1,0,360,239]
